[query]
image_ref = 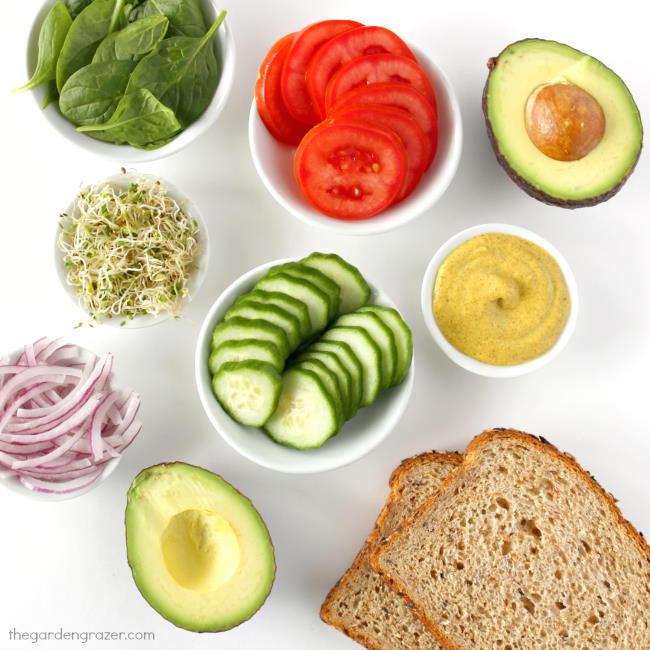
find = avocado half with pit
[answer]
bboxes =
[483,38,642,208]
[125,463,275,632]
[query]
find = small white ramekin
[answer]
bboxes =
[0,347,125,502]
[25,0,235,163]
[195,258,414,473]
[54,170,210,329]
[248,43,462,235]
[420,223,579,378]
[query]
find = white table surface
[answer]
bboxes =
[1,1,648,648]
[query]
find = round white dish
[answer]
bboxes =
[0,346,125,502]
[25,0,235,163]
[54,170,210,329]
[420,223,579,378]
[248,44,463,235]
[195,258,414,473]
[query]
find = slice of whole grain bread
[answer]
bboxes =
[321,451,462,649]
[372,429,650,650]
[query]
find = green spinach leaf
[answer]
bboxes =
[14,3,72,93]
[93,15,168,62]
[41,81,60,109]
[65,0,94,18]
[56,0,127,91]
[77,88,181,147]
[130,0,206,37]
[59,59,135,126]
[125,10,225,126]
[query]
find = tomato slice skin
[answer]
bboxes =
[281,19,363,126]
[331,82,438,168]
[332,104,428,201]
[255,33,311,146]
[325,54,436,114]
[294,118,408,220]
[307,26,415,120]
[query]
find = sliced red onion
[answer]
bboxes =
[5,354,107,431]
[90,392,120,462]
[0,340,142,495]
[1,395,102,445]
[19,468,104,494]
[0,366,83,413]
[0,381,65,431]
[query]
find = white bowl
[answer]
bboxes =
[25,0,235,163]
[420,224,579,378]
[55,170,210,329]
[248,44,463,235]
[195,259,415,473]
[0,347,124,502]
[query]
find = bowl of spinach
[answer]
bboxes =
[17,0,235,161]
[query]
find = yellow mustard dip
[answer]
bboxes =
[432,233,570,365]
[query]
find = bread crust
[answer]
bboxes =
[371,428,650,650]
[320,451,462,650]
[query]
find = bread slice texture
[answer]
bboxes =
[372,429,650,650]
[321,452,462,649]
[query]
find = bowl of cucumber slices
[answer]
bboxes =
[195,253,414,474]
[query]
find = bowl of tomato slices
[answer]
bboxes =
[250,20,463,235]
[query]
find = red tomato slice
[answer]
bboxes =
[306,26,415,120]
[255,33,311,146]
[325,54,436,114]
[281,19,362,125]
[331,82,438,168]
[294,118,407,220]
[332,104,428,201]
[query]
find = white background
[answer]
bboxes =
[1,1,649,648]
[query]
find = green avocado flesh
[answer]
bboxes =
[484,39,642,205]
[125,463,275,632]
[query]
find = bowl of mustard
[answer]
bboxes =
[421,223,578,377]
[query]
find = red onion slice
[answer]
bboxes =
[0,340,142,495]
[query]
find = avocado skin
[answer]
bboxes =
[482,39,643,209]
[125,461,276,633]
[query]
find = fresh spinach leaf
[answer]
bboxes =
[130,0,206,37]
[126,10,225,126]
[56,0,128,91]
[136,132,177,149]
[65,0,94,18]
[77,88,181,147]
[41,81,60,109]
[93,15,168,63]
[14,3,72,93]
[59,60,135,126]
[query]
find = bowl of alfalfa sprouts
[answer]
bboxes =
[55,169,210,328]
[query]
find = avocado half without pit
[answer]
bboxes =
[125,463,275,632]
[483,38,643,208]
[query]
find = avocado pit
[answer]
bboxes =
[524,83,605,161]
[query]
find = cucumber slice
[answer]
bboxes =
[255,272,329,336]
[334,311,397,390]
[292,357,345,428]
[359,305,413,385]
[235,290,311,340]
[301,252,371,315]
[209,339,284,375]
[268,263,340,321]
[264,367,339,448]
[211,317,290,359]
[212,361,282,427]
[308,340,363,415]
[297,349,355,420]
[321,326,381,407]
[225,300,301,351]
